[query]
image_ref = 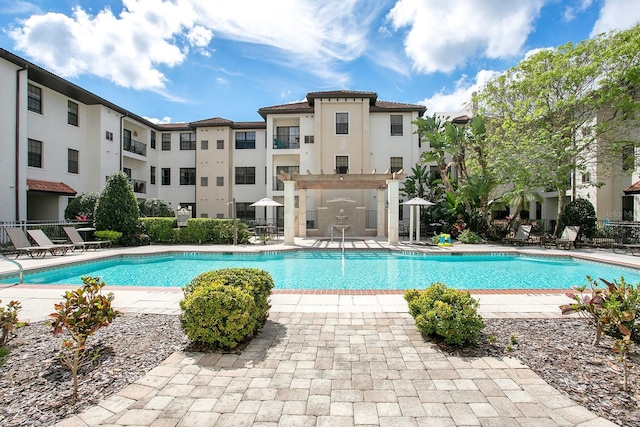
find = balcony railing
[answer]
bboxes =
[273,137,300,149]
[130,179,147,194]
[124,137,147,156]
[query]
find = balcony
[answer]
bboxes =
[124,137,147,156]
[130,179,147,194]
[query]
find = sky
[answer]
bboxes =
[1,0,639,124]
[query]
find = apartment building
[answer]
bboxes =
[2,47,635,235]
[0,49,426,235]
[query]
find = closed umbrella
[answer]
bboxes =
[402,197,435,243]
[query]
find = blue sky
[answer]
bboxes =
[1,0,639,124]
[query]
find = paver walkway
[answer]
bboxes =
[56,312,616,427]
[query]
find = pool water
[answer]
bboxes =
[2,251,640,290]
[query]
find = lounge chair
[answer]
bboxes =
[504,225,532,245]
[556,225,580,249]
[27,229,75,255]
[63,226,111,251]
[4,227,50,258]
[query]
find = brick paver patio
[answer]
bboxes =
[56,312,616,427]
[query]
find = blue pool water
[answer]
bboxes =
[2,251,640,290]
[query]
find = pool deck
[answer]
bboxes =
[0,238,632,426]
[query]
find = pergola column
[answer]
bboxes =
[284,180,296,245]
[387,179,399,245]
[298,188,307,238]
[376,188,385,237]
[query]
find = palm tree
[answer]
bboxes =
[501,185,543,231]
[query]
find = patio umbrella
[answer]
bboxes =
[402,197,435,243]
[251,198,283,225]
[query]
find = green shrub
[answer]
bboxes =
[49,277,120,395]
[94,171,140,237]
[141,218,177,243]
[174,218,251,244]
[560,198,597,238]
[405,282,484,346]
[180,268,274,349]
[457,229,483,244]
[64,192,99,222]
[1,300,21,346]
[138,198,175,217]
[95,230,122,245]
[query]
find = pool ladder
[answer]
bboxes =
[0,253,23,284]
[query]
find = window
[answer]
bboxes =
[390,157,403,173]
[162,133,171,150]
[123,167,132,178]
[236,202,256,220]
[68,149,79,174]
[201,177,208,186]
[180,168,196,185]
[180,132,196,150]
[336,112,349,135]
[390,115,403,136]
[304,135,314,144]
[216,176,224,186]
[274,166,299,190]
[581,172,591,183]
[28,84,42,113]
[150,166,156,185]
[336,156,349,174]
[28,139,42,168]
[161,168,171,185]
[67,101,79,126]
[200,213,208,218]
[150,131,156,149]
[201,140,208,150]
[217,139,224,149]
[235,167,256,185]
[105,131,113,141]
[235,131,256,149]
[274,127,300,149]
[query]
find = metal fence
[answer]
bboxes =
[1,220,91,246]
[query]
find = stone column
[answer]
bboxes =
[376,188,385,237]
[387,179,399,245]
[284,180,296,245]
[298,188,307,238]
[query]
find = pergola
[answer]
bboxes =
[277,170,406,245]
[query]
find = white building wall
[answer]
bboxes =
[0,60,26,221]
[156,130,196,213]
[232,128,267,218]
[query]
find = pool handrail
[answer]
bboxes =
[0,253,23,284]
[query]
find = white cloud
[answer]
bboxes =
[8,0,385,90]
[9,0,209,90]
[386,0,544,73]
[590,0,640,36]
[216,77,228,85]
[564,0,594,22]
[419,70,501,114]
[144,116,173,124]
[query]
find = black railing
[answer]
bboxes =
[273,137,300,149]
[130,179,147,194]
[124,137,147,156]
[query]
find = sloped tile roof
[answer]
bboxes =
[624,180,640,194]
[156,122,191,130]
[370,100,427,114]
[27,179,76,195]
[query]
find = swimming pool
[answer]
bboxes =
[2,251,639,291]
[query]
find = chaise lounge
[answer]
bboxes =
[504,225,533,245]
[63,226,111,251]
[556,225,580,250]
[27,229,76,256]
[4,228,51,258]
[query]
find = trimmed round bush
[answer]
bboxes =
[405,282,484,346]
[180,283,255,349]
[560,198,596,238]
[180,268,274,349]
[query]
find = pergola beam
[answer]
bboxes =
[278,169,405,190]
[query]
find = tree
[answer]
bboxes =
[138,198,175,217]
[401,164,430,200]
[479,25,640,234]
[64,192,99,222]
[501,184,543,231]
[94,171,140,235]
[414,114,459,194]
